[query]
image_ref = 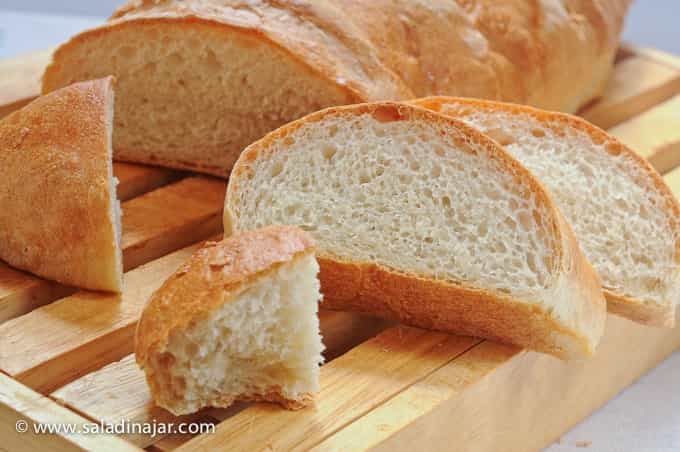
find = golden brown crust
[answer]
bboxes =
[169,388,313,412]
[225,101,607,359]
[43,1,631,176]
[135,225,315,367]
[0,77,122,292]
[104,0,630,111]
[413,96,680,327]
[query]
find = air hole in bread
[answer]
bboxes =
[322,146,337,161]
[271,162,283,177]
[441,196,451,208]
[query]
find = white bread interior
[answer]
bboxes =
[104,86,123,291]
[42,23,352,177]
[146,252,324,415]
[225,103,606,359]
[415,98,680,326]
[42,0,632,177]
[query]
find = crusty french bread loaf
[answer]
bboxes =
[224,102,606,359]
[0,77,123,293]
[135,226,324,415]
[43,0,630,177]
[413,97,680,327]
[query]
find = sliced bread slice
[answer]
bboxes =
[224,102,606,359]
[135,226,324,415]
[413,97,680,326]
[0,77,123,292]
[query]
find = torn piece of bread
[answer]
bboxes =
[41,0,631,177]
[413,97,680,326]
[135,226,324,415]
[224,102,606,360]
[0,77,123,292]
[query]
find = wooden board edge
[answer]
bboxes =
[312,312,680,452]
[0,372,142,452]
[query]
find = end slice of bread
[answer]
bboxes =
[224,102,606,360]
[0,77,123,292]
[135,226,324,415]
[414,97,680,326]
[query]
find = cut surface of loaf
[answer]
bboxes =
[42,0,631,176]
[0,77,123,292]
[414,97,680,327]
[225,102,606,359]
[135,226,324,415]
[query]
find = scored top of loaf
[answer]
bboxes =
[47,0,632,112]
[135,225,316,366]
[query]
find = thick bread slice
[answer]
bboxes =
[224,102,606,359]
[42,0,630,176]
[413,97,680,327]
[0,77,123,293]
[135,226,324,415]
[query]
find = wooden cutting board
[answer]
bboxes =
[0,45,679,452]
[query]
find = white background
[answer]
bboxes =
[0,2,679,451]
[1,1,680,57]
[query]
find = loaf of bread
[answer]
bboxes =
[135,226,324,415]
[412,97,680,327]
[224,102,606,359]
[43,0,631,177]
[0,77,123,293]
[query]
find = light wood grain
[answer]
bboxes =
[580,56,680,129]
[320,311,680,452]
[52,355,196,448]
[114,162,178,202]
[0,241,203,394]
[176,327,480,451]
[0,372,141,452]
[48,311,390,447]
[609,95,680,174]
[0,177,224,323]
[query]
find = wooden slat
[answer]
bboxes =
[114,162,179,202]
[609,95,680,174]
[0,178,225,391]
[149,426,212,452]
[580,56,680,129]
[0,266,73,325]
[0,164,179,322]
[51,356,194,448]
[0,177,224,323]
[318,312,680,452]
[48,311,391,447]
[306,163,680,451]
[176,328,480,451]
[0,241,202,394]
[0,372,141,452]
